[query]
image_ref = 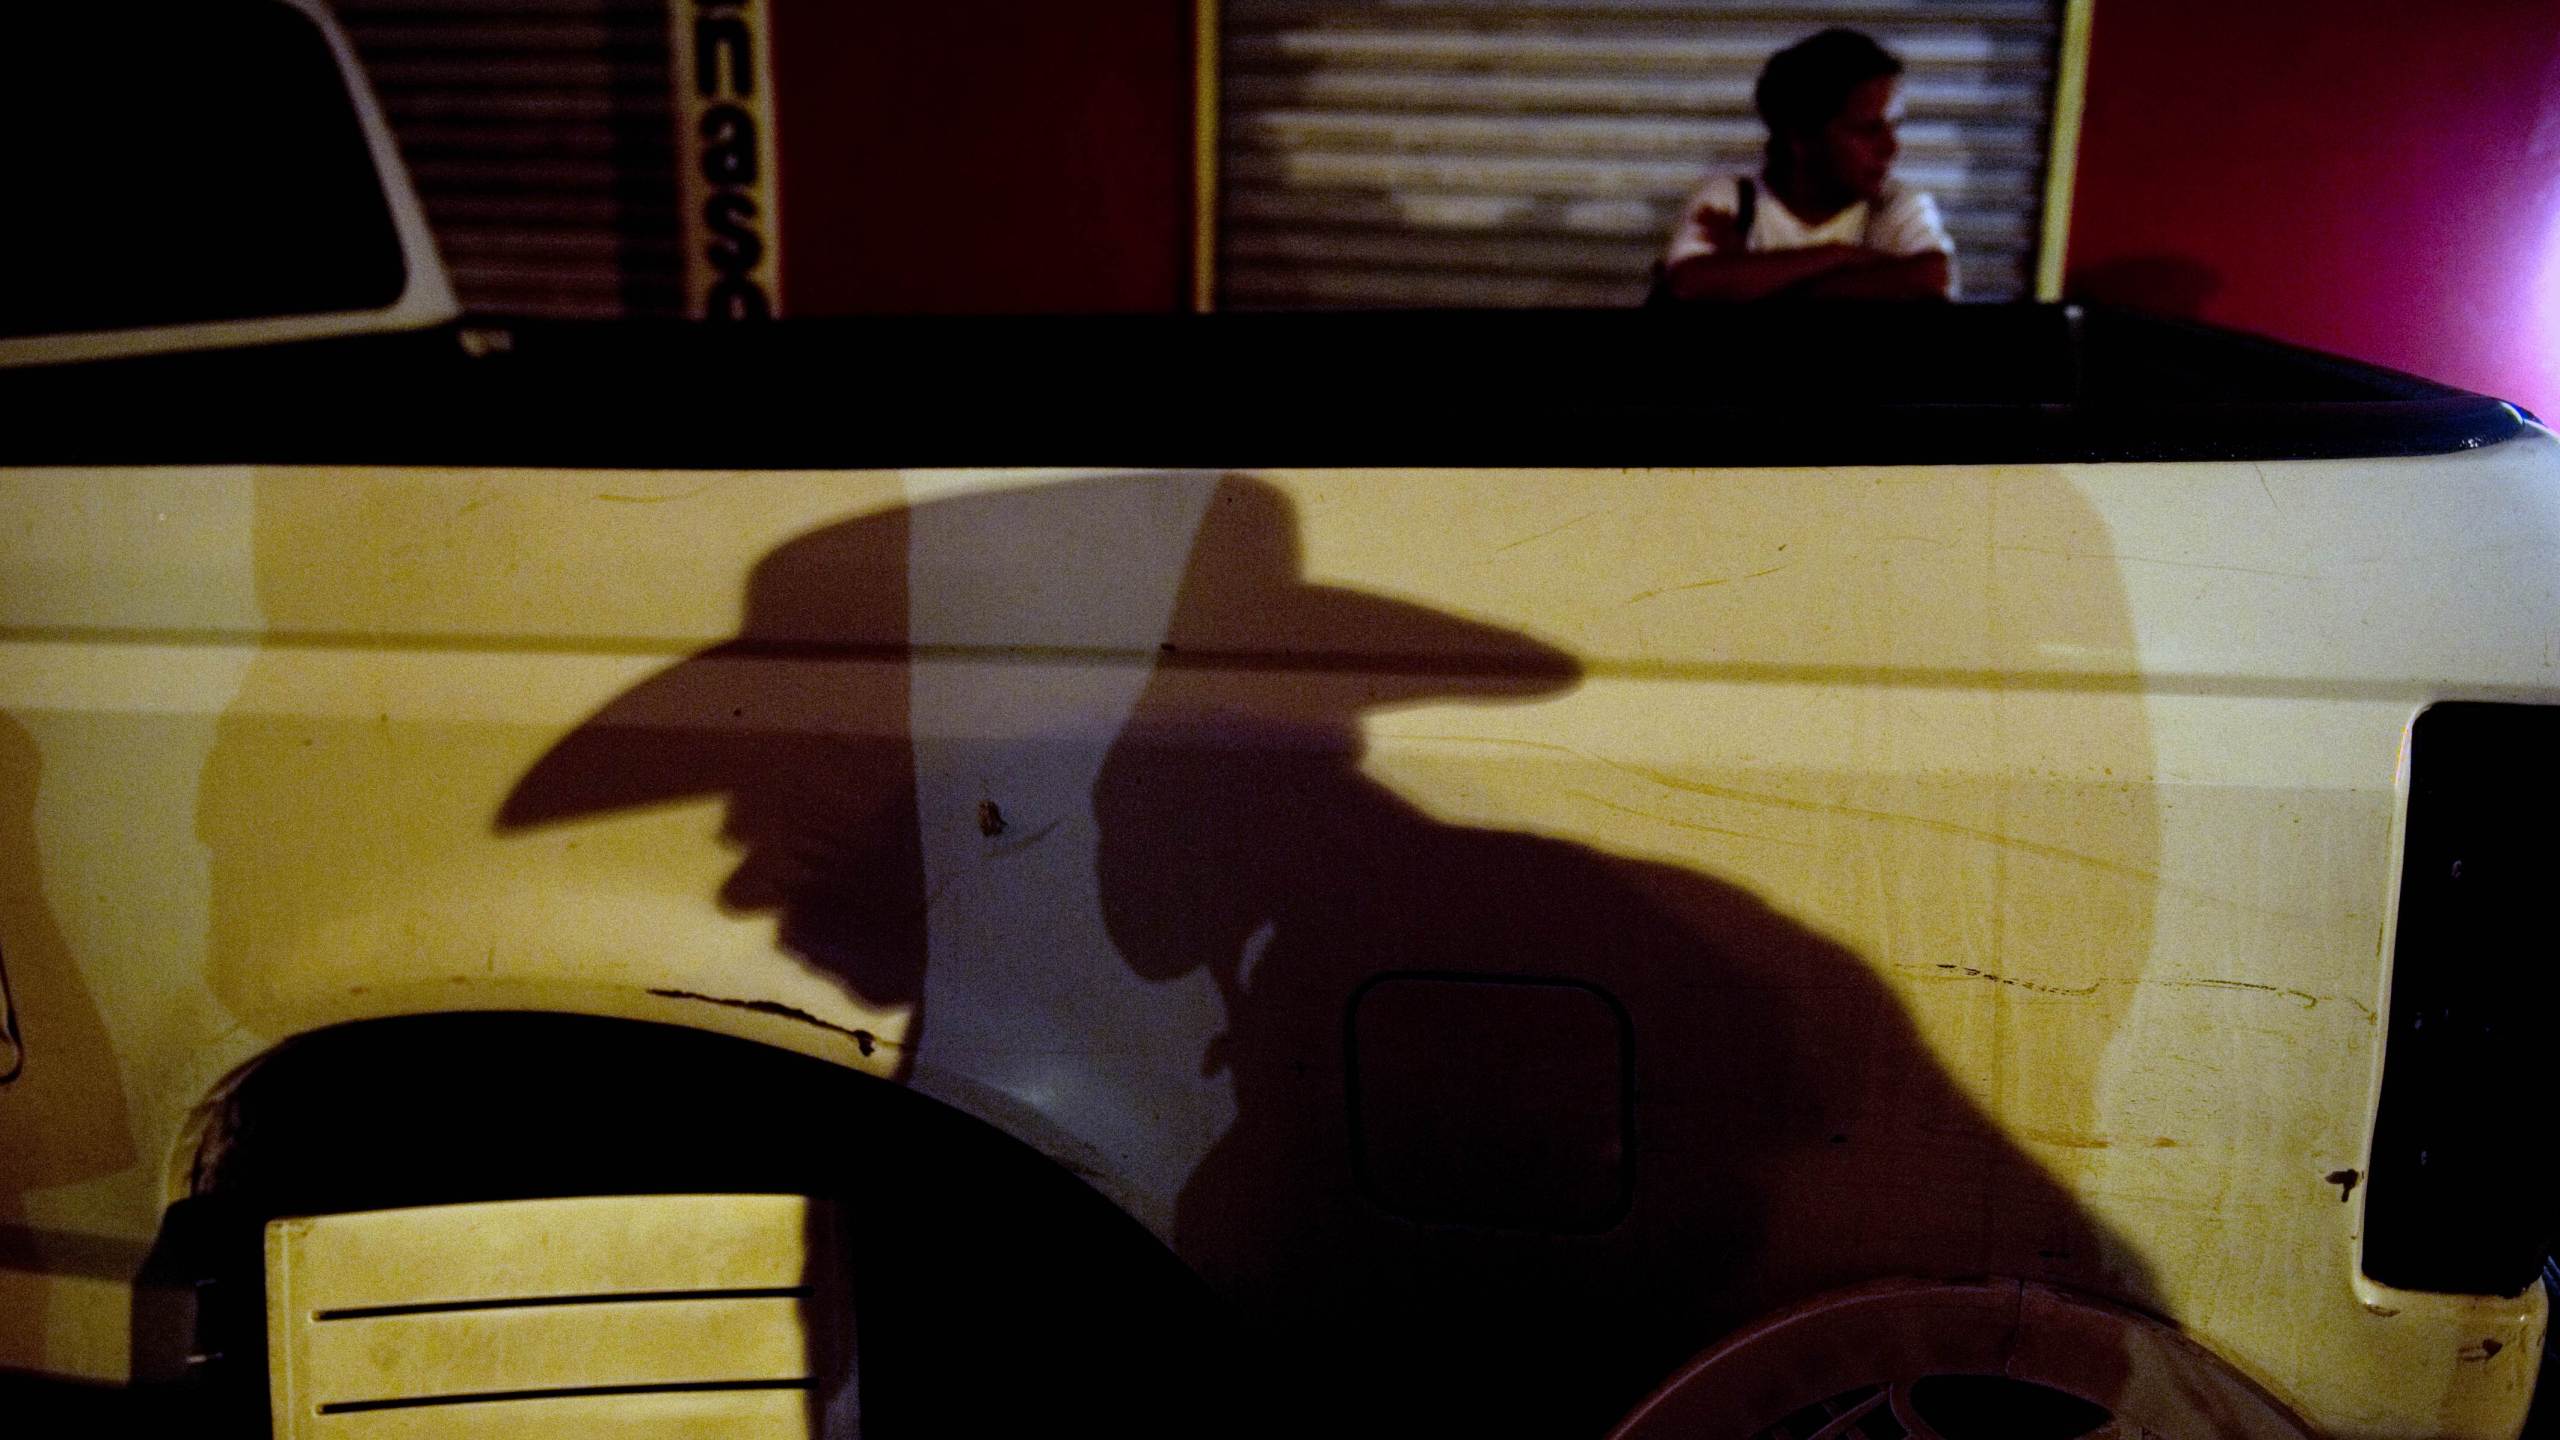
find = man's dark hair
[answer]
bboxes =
[1754,28,1904,139]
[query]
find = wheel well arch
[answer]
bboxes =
[164,1011,1239,1434]
[194,1011,977,1206]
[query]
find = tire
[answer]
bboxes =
[1609,1278,2318,1440]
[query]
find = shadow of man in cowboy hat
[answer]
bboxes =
[1088,478,2151,1435]
[504,498,933,1047]
[502,471,2147,1437]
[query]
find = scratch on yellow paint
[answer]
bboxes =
[1562,789,1817,851]
[1492,510,1603,554]
[596,486,717,505]
[1903,963,2359,1017]
[1994,543,2321,582]
[1594,752,2161,885]
[2019,1127,2182,1150]
[1625,564,1795,605]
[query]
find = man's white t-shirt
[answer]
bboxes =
[1662,173,1956,295]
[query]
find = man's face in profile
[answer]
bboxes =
[713,757,926,1009]
[1810,74,1904,202]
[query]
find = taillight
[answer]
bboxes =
[2361,701,2560,1295]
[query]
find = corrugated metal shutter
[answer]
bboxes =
[1220,1,2059,308]
[331,0,683,318]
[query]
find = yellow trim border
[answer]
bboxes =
[1193,0,1220,313]
[2035,0,2095,301]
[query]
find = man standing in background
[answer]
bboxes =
[1658,29,1955,302]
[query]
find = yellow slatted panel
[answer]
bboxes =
[312,1388,812,1440]
[267,1194,828,1440]
[269,1193,811,1310]
[291,1296,810,1404]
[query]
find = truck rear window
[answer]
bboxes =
[0,2,406,339]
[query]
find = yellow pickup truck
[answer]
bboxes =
[3,4,2554,1437]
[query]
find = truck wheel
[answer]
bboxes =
[1735,1376,2120,1440]
[1611,1278,2317,1440]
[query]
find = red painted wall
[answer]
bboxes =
[771,1,1193,315]
[2064,1,2560,418]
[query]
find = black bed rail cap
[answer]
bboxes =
[0,304,2530,468]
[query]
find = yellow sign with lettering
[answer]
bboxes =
[671,0,782,319]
